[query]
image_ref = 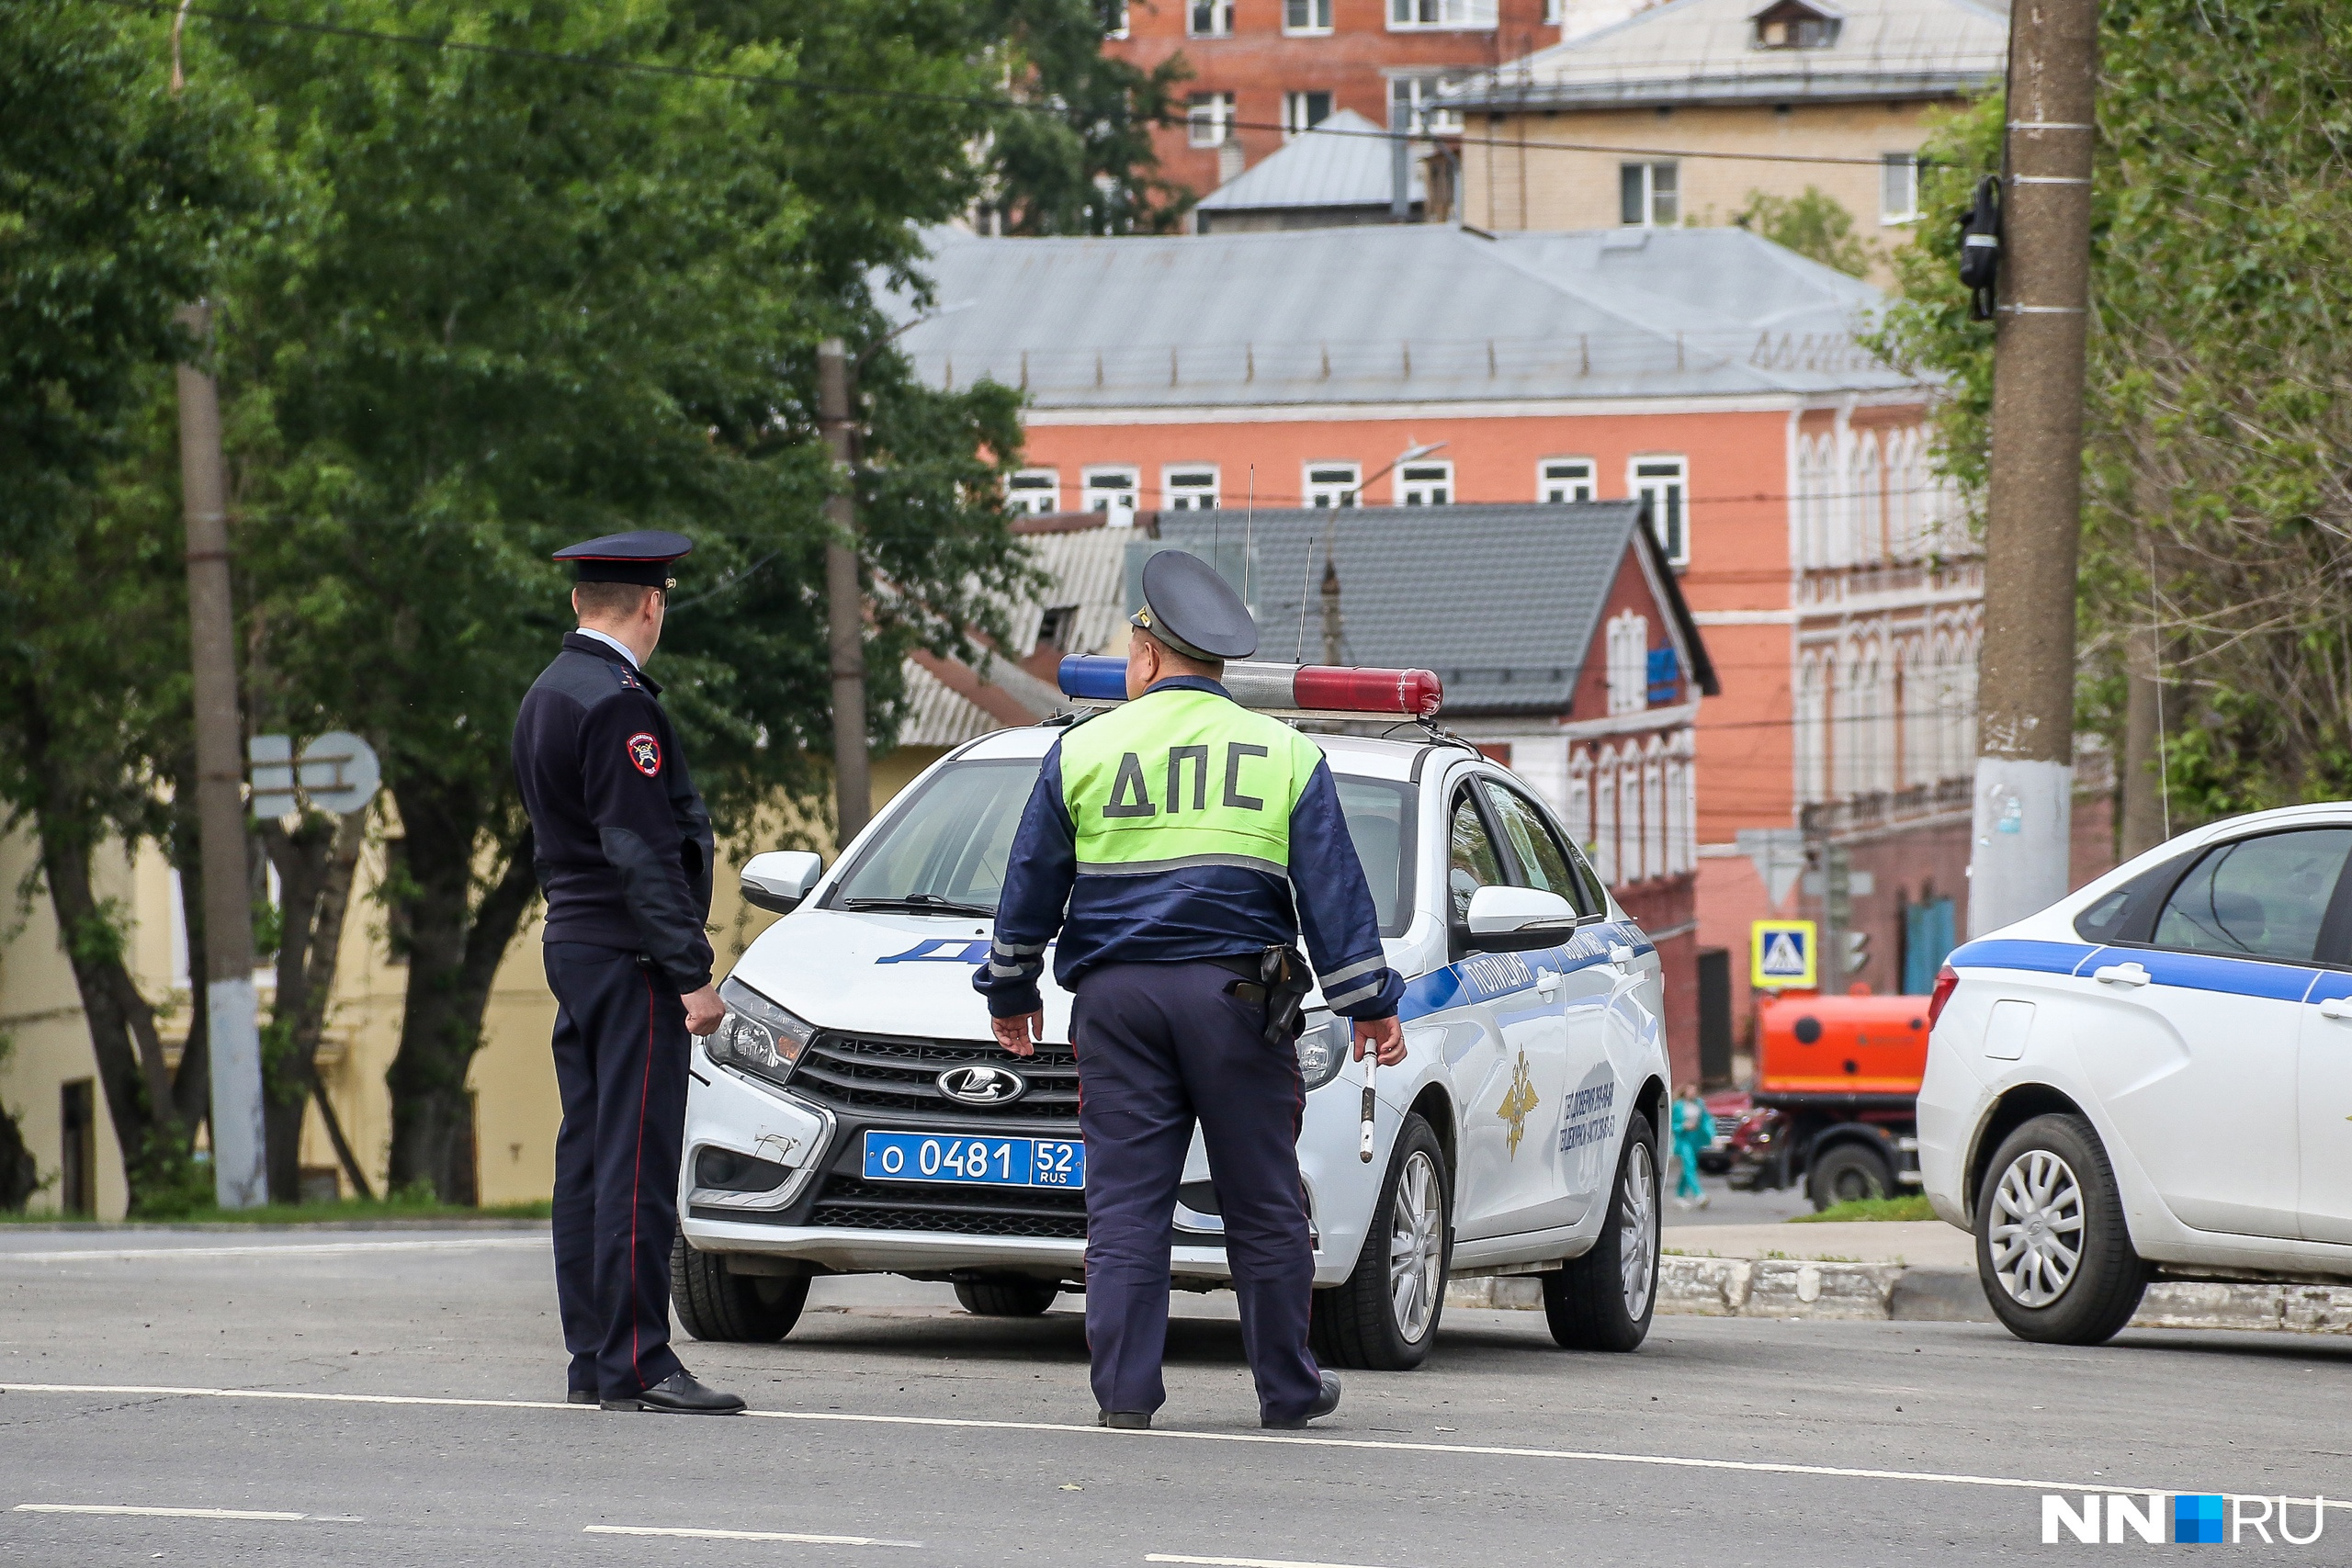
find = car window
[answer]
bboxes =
[828,758,1039,909]
[1480,779,1599,917]
[1333,774,1415,939]
[2149,829,2352,964]
[1448,792,1507,925]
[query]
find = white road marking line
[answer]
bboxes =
[15,1505,311,1521]
[585,1526,921,1547]
[1148,1556,1401,1568]
[2,1382,2336,1515]
[0,1238,546,1264]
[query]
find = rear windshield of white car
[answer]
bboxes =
[824,756,1417,938]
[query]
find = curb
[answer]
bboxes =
[1444,1257,2352,1333]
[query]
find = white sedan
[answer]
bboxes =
[1918,803,2352,1344]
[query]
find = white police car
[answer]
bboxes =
[1919,804,2352,1345]
[673,658,1673,1369]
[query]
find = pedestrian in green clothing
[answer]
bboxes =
[1669,1083,1710,1209]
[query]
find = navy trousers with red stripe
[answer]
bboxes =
[1073,961,1322,1425]
[546,942,688,1399]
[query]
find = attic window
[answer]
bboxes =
[1751,0,1840,49]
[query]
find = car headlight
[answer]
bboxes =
[707,976,815,1087]
[1295,1011,1350,1091]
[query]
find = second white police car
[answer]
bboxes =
[1921,802,2352,1345]
[673,656,1672,1369]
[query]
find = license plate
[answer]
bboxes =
[861,1131,1086,1190]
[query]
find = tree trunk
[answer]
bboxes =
[384,773,538,1201]
[2119,620,2170,858]
[259,810,368,1201]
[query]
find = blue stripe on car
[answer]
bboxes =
[2087,945,2323,1004]
[1946,938,2101,976]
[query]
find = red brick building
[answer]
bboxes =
[1107,0,1565,203]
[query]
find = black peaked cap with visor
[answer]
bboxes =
[554,529,694,589]
[1131,548,1258,662]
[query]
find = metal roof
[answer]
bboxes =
[1446,0,2007,111]
[1155,502,1718,717]
[1194,109,1426,214]
[896,223,1907,411]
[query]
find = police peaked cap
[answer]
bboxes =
[1131,548,1258,661]
[554,529,694,588]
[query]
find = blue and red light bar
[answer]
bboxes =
[1057,656,1444,718]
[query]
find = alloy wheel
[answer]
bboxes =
[1387,1148,1446,1343]
[1987,1148,2085,1307]
[1619,1139,1657,1319]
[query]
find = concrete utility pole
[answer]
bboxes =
[1967,0,2100,938]
[174,303,266,1210]
[817,338,872,846]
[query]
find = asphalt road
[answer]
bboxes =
[1,1226,2345,1566]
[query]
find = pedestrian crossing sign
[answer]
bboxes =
[1751,919,1817,990]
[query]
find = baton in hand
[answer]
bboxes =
[1358,1040,1377,1164]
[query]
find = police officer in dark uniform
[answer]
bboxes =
[513,530,742,1416]
[978,551,1407,1431]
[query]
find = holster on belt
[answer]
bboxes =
[1219,943,1312,1045]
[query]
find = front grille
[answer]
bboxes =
[808,1175,1089,1240]
[790,1032,1080,1122]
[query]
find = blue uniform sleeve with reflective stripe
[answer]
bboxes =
[977,743,1076,1020]
[1289,759,1403,1021]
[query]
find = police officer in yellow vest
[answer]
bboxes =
[978,550,1406,1431]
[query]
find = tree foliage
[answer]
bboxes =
[1733,186,1879,279]
[1871,0,2352,821]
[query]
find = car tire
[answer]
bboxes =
[1540,1110,1660,1353]
[1973,1113,2148,1347]
[671,1235,810,1343]
[953,1277,1059,1316]
[1311,1112,1451,1372]
[1807,1140,1895,1210]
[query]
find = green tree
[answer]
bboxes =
[0,1,253,1212]
[1733,186,1879,278]
[1871,0,2352,829]
[195,0,1037,1196]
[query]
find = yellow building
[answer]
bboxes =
[1448,0,2006,276]
[0,518,1125,1218]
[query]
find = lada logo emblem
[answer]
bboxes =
[937,1064,1027,1106]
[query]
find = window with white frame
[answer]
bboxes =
[1566,750,1593,854]
[1105,0,1129,37]
[1592,747,1619,886]
[1666,732,1696,875]
[1605,610,1649,716]
[1283,0,1332,32]
[1631,456,1689,566]
[1388,74,1465,135]
[1187,92,1236,147]
[1543,0,1562,21]
[1082,466,1139,520]
[1163,466,1219,510]
[1396,460,1453,505]
[1283,89,1334,132]
[1881,153,1920,225]
[1389,0,1498,29]
[1796,652,1828,802]
[1540,457,1594,503]
[1856,433,1883,561]
[1641,742,1666,884]
[1620,162,1678,227]
[1305,462,1359,507]
[1007,468,1060,514]
[1189,0,1233,34]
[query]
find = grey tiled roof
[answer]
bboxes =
[1446,0,2007,110]
[1194,109,1426,214]
[895,223,1905,410]
[1155,502,1717,717]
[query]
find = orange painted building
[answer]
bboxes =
[898,222,2013,1068]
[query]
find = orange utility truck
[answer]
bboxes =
[1721,990,1932,1209]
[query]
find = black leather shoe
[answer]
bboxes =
[1097,1410,1151,1430]
[1261,1371,1341,1430]
[566,1389,598,1406]
[603,1371,745,1415]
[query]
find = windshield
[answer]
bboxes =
[826,753,1417,937]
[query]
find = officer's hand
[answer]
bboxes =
[1352,1015,1406,1066]
[992,1010,1043,1058]
[682,985,726,1037]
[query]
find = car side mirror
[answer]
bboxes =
[741,850,823,915]
[1460,886,1578,953]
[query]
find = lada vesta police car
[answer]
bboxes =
[1920,803,2352,1346]
[673,656,1673,1369]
